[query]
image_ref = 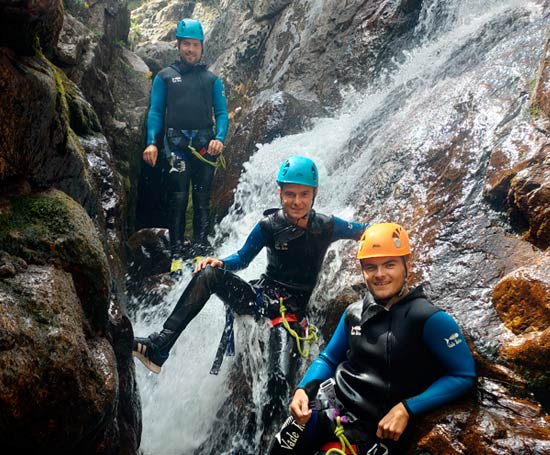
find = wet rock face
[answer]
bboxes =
[0,188,139,453]
[249,0,291,21]
[0,263,140,453]
[507,154,550,250]
[0,50,71,187]
[409,378,550,455]
[492,256,550,407]
[127,227,171,281]
[0,0,64,56]
[0,265,117,451]
[0,190,111,328]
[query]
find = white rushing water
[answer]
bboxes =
[133,1,548,453]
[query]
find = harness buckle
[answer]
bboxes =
[168,153,186,173]
[366,442,389,455]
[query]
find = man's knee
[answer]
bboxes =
[195,264,225,286]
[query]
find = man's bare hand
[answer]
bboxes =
[143,144,158,167]
[289,388,312,425]
[194,256,223,273]
[208,139,224,156]
[376,402,410,441]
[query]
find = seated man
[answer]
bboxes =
[269,222,476,455]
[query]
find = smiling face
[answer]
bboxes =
[278,183,316,224]
[178,38,202,65]
[360,255,410,304]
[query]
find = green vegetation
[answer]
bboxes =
[528,103,546,120]
[0,193,75,261]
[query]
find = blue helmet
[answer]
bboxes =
[176,19,204,41]
[277,156,319,188]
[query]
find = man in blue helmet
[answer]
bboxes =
[142,18,228,268]
[134,155,368,447]
[134,156,368,373]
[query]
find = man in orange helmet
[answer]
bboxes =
[269,223,476,455]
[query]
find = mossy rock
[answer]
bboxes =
[56,68,102,135]
[0,189,110,331]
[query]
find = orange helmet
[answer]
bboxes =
[357,223,411,259]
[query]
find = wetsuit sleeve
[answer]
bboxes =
[221,223,266,271]
[403,311,476,416]
[297,313,349,389]
[331,217,368,241]
[146,75,167,146]
[212,77,228,143]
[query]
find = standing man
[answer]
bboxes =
[269,222,476,455]
[142,18,228,269]
[133,156,368,445]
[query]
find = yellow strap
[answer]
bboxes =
[279,298,318,358]
[325,416,358,455]
[188,144,226,170]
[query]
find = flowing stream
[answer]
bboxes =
[132,1,549,453]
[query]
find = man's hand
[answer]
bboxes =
[143,144,158,167]
[194,256,223,273]
[289,388,312,425]
[376,402,410,441]
[208,139,224,156]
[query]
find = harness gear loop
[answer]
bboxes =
[324,416,358,455]
[278,296,318,358]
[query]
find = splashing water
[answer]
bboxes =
[133,1,549,453]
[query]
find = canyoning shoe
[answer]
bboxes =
[170,258,184,273]
[132,335,169,374]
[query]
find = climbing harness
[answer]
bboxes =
[277,295,318,358]
[165,128,227,170]
[315,379,389,455]
[210,286,317,375]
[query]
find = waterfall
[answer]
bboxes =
[133,1,548,453]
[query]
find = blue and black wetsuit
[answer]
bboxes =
[269,286,476,454]
[146,59,228,255]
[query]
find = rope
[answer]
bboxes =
[188,144,226,170]
[279,297,318,358]
[325,416,358,455]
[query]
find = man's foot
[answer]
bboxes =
[132,334,169,374]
